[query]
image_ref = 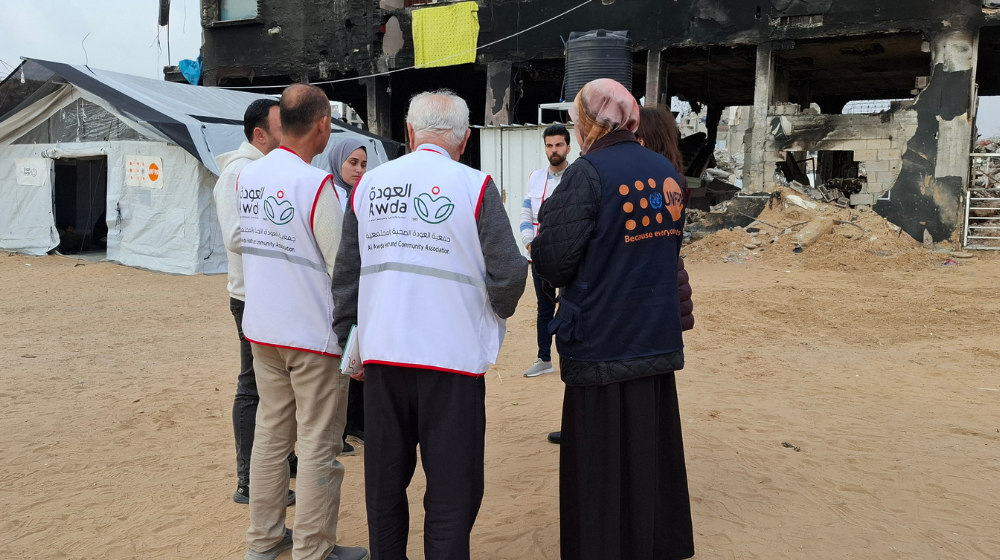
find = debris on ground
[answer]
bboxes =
[681,187,953,269]
[975,137,1000,153]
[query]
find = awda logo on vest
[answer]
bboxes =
[241,186,295,225]
[264,190,295,225]
[414,186,454,225]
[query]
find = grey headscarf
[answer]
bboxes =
[328,138,367,192]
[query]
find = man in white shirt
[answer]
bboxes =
[519,125,571,378]
[214,99,298,506]
[239,84,367,560]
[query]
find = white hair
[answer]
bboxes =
[406,90,470,148]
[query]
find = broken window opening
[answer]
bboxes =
[775,151,865,205]
[219,0,259,22]
[976,96,1000,151]
[842,99,911,115]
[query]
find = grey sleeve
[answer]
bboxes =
[478,179,529,319]
[331,201,362,344]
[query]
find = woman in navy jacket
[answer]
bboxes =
[531,79,695,560]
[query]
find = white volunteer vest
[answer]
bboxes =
[527,167,559,236]
[353,144,505,375]
[238,147,341,357]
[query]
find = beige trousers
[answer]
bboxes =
[246,343,349,560]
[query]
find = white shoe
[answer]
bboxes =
[523,359,554,377]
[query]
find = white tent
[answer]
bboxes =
[0,59,398,275]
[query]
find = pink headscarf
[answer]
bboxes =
[568,78,641,155]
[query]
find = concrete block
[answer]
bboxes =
[765,150,785,163]
[850,193,877,206]
[876,171,897,184]
[865,160,890,172]
[835,139,871,151]
[878,149,902,161]
[793,216,834,246]
[866,138,892,150]
[853,149,878,162]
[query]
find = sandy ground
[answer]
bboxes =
[1,243,999,559]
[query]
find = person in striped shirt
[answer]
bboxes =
[520,124,571,378]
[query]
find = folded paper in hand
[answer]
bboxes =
[340,325,362,375]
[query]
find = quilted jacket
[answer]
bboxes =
[531,132,694,386]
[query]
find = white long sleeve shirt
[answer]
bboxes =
[519,167,564,248]
[214,143,342,301]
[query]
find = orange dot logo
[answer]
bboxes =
[648,178,657,189]
[625,219,637,231]
[148,163,160,182]
[656,213,663,223]
[642,216,650,227]
[634,180,644,191]
[619,185,629,196]
[640,198,648,209]
[623,202,634,213]
[664,177,685,221]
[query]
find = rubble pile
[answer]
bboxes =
[710,149,744,184]
[975,137,1000,154]
[682,187,948,269]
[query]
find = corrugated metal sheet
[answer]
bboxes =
[478,124,577,256]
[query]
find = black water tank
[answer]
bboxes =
[563,30,632,101]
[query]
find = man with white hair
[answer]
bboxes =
[332,90,527,559]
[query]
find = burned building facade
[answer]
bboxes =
[199,0,1000,242]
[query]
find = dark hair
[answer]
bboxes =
[243,99,280,142]
[279,84,331,137]
[543,124,571,145]
[636,107,685,174]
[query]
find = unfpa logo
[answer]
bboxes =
[619,177,684,231]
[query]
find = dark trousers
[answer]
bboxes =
[345,378,365,439]
[230,298,295,486]
[531,263,556,362]
[364,363,486,560]
[560,372,695,560]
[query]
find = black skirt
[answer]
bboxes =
[560,372,695,560]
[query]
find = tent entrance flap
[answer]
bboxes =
[53,156,108,255]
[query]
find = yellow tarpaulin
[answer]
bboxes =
[412,1,480,69]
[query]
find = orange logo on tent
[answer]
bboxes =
[148,163,160,182]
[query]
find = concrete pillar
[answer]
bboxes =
[645,49,667,108]
[365,75,392,138]
[872,28,979,243]
[485,61,513,126]
[745,41,775,191]
[705,104,724,147]
[930,29,978,187]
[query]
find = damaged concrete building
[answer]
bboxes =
[198,0,1000,243]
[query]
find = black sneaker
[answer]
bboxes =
[341,441,357,457]
[547,431,561,444]
[234,487,296,507]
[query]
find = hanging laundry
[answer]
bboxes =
[412,1,480,69]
